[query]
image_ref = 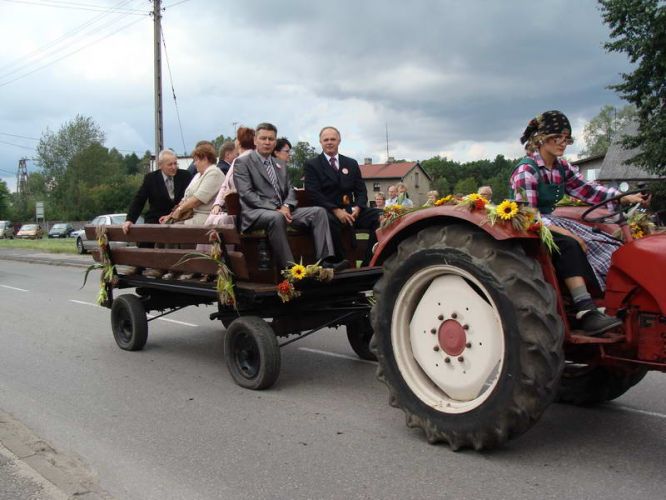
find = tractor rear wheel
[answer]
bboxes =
[556,363,647,405]
[371,224,564,450]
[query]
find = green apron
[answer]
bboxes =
[511,158,566,214]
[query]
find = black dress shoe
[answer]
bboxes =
[576,309,622,336]
[322,259,350,272]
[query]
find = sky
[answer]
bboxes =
[0,0,633,191]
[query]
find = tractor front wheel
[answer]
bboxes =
[372,224,564,450]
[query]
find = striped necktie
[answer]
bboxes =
[165,176,174,200]
[264,159,282,203]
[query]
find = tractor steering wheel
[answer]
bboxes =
[581,188,650,224]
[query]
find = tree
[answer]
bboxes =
[0,180,10,218]
[289,141,318,187]
[36,115,105,184]
[599,0,666,174]
[212,134,232,152]
[580,104,637,156]
[453,177,477,195]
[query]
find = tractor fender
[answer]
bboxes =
[370,206,538,266]
[609,233,666,315]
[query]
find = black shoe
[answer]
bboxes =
[322,259,350,272]
[576,309,622,336]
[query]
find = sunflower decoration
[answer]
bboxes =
[485,200,558,253]
[381,203,411,227]
[496,200,519,220]
[455,193,489,212]
[434,194,454,206]
[277,258,333,303]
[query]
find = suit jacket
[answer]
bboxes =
[303,153,368,211]
[233,150,297,232]
[126,169,191,224]
[217,159,231,175]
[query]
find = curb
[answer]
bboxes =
[0,253,91,269]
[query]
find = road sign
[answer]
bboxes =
[36,201,44,219]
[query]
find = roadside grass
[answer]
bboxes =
[0,237,78,254]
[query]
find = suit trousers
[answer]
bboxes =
[327,207,382,266]
[249,206,334,270]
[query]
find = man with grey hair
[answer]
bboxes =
[478,185,493,202]
[122,149,191,276]
[217,141,237,175]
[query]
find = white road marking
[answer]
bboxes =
[68,300,198,327]
[610,404,666,420]
[0,284,29,292]
[298,347,377,365]
[70,300,99,307]
[146,314,198,328]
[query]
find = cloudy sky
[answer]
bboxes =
[0,0,632,190]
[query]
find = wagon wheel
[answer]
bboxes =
[372,224,564,450]
[345,313,377,361]
[224,316,281,390]
[111,294,148,351]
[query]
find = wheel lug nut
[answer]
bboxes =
[458,356,464,362]
[430,328,436,334]
[433,346,440,352]
[451,312,458,319]
[463,324,469,330]
[444,357,451,363]
[465,342,472,348]
[437,314,444,321]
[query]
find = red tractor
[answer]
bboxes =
[369,190,665,450]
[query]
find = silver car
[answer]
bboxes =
[73,213,143,254]
[0,220,14,239]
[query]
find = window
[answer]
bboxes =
[373,182,381,192]
[415,172,419,188]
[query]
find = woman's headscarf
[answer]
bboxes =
[520,110,571,144]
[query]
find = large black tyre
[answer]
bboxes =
[76,237,87,254]
[371,224,564,450]
[346,314,377,361]
[224,316,281,390]
[111,294,148,351]
[556,364,647,405]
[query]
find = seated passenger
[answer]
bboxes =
[423,190,439,207]
[233,122,341,271]
[395,182,414,208]
[511,110,646,336]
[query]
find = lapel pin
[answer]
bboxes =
[341,168,349,175]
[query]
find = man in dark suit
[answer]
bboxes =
[304,126,381,266]
[216,141,237,175]
[123,149,191,229]
[234,123,339,270]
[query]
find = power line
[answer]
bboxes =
[161,26,187,155]
[0,0,145,14]
[0,139,36,150]
[164,0,192,8]
[0,15,147,87]
[0,0,146,81]
[0,132,40,141]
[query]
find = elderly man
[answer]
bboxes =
[478,185,493,202]
[384,185,399,207]
[123,149,191,276]
[233,122,341,271]
[304,126,382,266]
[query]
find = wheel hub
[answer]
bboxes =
[438,319,466,356]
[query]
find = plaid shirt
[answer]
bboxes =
[510,153,620,208]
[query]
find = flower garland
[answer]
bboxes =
[81,225,117,307]
[174,230,237,307]
[277,259,334,303]
[615,211,656,241]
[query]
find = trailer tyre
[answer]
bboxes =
[224,316,281,390]
[371,224,564,450]
[346,314,377,361]
[557,364,647,405]
[111,294,148,351]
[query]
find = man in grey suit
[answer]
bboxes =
[233,122,341,270]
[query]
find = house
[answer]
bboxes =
[596,122,663,189]
[360,158,432,206]
[572,153,605,182]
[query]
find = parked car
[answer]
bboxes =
[0,220,14,239]
[16,224,44,239]
[74,213,143,254]
[48,223,75,238]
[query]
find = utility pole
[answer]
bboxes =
[16,158,28,196]
[385,122,390,162]
[153,0,164,161]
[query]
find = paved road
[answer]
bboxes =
[0,258,665,499]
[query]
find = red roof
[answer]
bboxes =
[360,161,420,179]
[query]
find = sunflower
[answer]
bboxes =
[496,200,519,220]
[434,195,453,206]
[466,193,482,201]
[290,263,306,280]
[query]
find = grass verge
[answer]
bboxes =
[0,238,78,254]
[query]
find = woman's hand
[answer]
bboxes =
[620,193,650,206]
[210,204,222,215]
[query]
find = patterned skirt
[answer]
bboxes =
[543,215,622,290]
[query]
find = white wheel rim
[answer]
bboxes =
[391,264,505,414]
